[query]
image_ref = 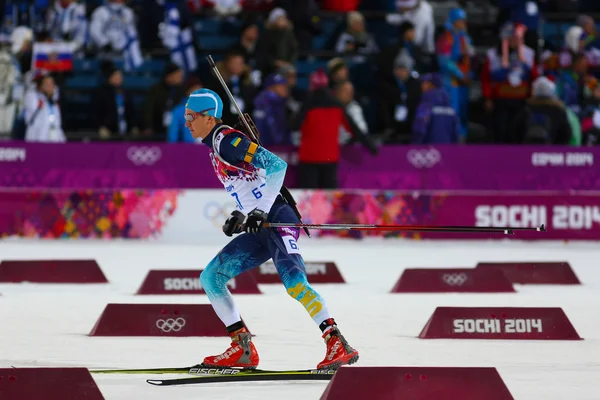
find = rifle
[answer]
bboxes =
[206,55,310,237]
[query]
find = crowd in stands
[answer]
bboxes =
[2,0,600,152]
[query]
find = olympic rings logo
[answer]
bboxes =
[156,317,186,333]
[441,272,469,286]
[406,148,441,169]
[204,201,238,228]
[127,146,162,166]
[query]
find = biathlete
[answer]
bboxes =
[184,88,359,370]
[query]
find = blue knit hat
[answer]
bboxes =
[448,7,467,25]
[185,88,223,118]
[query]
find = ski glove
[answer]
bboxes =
[223,210,245,237]
[245,209,268,234]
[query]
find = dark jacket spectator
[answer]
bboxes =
[256,8,298,76]
[230,21,260,69]
[378,22,429,84]
[142,63,185,140]
[278,64,306,121]
[292,70,376,188]
[278,0,321,53]
[512,76,572,144]
[253,73,290,146]
[93,61,138,140]
[556,53,591,116]
[379,50,422,143]
[327,57,350,88]
[412,73,459,144]
[211,49,257,126]
[334,80,370,144]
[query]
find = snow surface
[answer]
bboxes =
[1,238,600,400]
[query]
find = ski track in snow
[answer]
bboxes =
[1,238,600,399]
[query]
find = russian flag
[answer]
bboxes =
[32,42,75,72]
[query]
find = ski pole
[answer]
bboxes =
[262,223,547,235]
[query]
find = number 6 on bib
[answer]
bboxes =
[283,235,300,254]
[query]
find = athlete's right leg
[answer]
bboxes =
[200,232,271,368]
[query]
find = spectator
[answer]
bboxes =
[92,61,138,141]
[231,21,260,68]
[211,49,257,125]
[543,25,584,79]
[578,15,600,75]
[159,1,198,75]
[581,83,600,145]
[327,57,350,88]
[168,76,203,143]
[10,26,33,74]
[277,64,304,121]
[512,76,572,144]
[436,7,473,139]
[556,53,592,116]
[385,0,435,54]
[142,62,185,140]
[335,11,378,55]
[252,73,290,146]
[23,72,65,142]
[279,0,321,53]
[0,47,20,136]
[292,70,376,189]
[256,7,298,77]
[89,0,143,71]
[495,0,543,51]
[412,73,459,144]
[379,50,421,143]
[45,0,88,53]
[378,21,428,86]
[481,22,538,143]
[333,80,370,145]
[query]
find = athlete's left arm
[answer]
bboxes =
[219,132,287,214]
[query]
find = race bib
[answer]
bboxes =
[282,235,300,254]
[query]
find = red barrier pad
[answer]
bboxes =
[0,368,104,399]
[320,366,514,400]
[252,262,345,284]
[419,307,581,340]
[475,262,580,284]
[89,304,238,337]
[391,268,515,293]
[0,259,107,283]
[136,269,261,295]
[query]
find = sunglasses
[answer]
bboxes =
[184,112,205,122]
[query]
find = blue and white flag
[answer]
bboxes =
[159,3,197,74]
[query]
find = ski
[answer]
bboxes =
[90,366,196,375]
[146,368,336,386]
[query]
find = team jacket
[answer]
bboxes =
[412,88,459,144]
[202,123,286,214]
[481,45,538,100]
[436,29,472,87]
